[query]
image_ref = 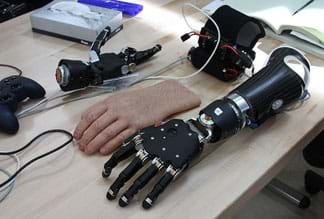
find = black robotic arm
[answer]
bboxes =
[102,46,310,209]
[55,27,162,91]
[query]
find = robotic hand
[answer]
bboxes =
[55,27,162,91]
[102,46,310,209]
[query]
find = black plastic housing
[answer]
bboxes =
[95,53,127,80]
[231,47,308,125]
[200,99,243,142]
[142,119,202,169]
[189,5,265,81]
[58,54,127,91]
[58,60,91,91]
[199,47,309,142]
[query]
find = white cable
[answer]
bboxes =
[147,3,221,81]
[17,87,115,119]
[181,2,199,32]
[139,56,188,82]
[15,56,186,119]
[0,154,20,202]
[18,90,114,118]
[16,91,63,117]
[0,168,14,202]
[0,155,21,185]
[17,85,119,117]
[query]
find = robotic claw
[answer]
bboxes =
[102,46,311,209]
[55,27,162,91]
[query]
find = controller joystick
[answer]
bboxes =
[0,76,46,134]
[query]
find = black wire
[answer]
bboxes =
[0,129,74,189]
[0,64,23,77]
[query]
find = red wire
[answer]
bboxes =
[226,68,240,77]
[191,31,209,38]
[220,44,239,55]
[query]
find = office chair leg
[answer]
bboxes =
[305,170,324,195]
[267,178,311,209]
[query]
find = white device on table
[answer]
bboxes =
[30,0,123,45]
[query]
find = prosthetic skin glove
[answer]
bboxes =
[74,80,201,155]
[102,46,311,209]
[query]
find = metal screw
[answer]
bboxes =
[272,99,284,110]
[160,128,165,131]
[162,147,166,151]
[174,124,179,127]
[150,137,155,140]
[214,107,223,116]
[176,154,180,158]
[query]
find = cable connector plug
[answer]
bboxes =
[181,33,191,42]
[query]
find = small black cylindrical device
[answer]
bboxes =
[56,60,91,91]
[55,44,162,92]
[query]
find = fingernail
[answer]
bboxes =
[77,141,83,148]
[79,142,87,152]
[100,148,107,155]
[84,147,93,155]
[78,144,84,152]
[74,132,80,139]
[100,148,113,155]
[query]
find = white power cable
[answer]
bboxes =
[182,2,200,32]
[147,3,221,81]
[16,56,187,119]
[16,87,114,119]
[0,154,21,202]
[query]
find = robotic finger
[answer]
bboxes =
[143,169,175,209]
[106,149,148,200]
[102,134,141,178]
[119,160,162,207]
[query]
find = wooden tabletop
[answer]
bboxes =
[1,0,324,218]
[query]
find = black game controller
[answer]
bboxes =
[0,76,46,134]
